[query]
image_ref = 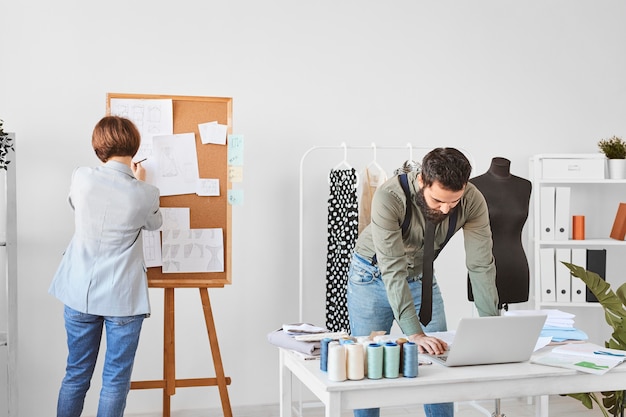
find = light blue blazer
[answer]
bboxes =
[49,161,163,316]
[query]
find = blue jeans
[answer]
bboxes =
[57,306,145,417]
[347,253,454,417]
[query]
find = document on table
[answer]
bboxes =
[532,342,626,375]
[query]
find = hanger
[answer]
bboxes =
[365,142,386,186]
[333,142,352,170]
[393,143,420,175]
[367,142,385,173]
[328,142,359,187]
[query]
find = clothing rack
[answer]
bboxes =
[297,143,475,323]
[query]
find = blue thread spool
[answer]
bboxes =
[383,342,400,378]
[396,338,408,374]
[320,337,332,372]
[403,342,418,378]
[366,343,383,379]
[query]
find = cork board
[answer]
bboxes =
[106,93,233,288]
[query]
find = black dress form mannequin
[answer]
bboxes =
[468,157,532,309]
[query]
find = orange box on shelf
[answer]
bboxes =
[572,215,585,240]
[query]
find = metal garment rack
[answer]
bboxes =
[1,134,17,417]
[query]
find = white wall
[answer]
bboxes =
[1,1,625,415]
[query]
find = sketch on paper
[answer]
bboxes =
[142,208,191,267]
[142,230,162,268]
[197,178,220,196]
[198,121,228,145]
[161,228,224,273]
[161,207,191,231]
[152,133,200,196]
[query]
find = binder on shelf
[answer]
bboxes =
[570,248,587,302]
[586,249,607,302]
[554,187,571,240]
[610,203,626,240]
[539,248,556,302]
[540,187,556,241]
[555,248,571,302]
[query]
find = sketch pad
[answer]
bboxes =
[426,315,547,367]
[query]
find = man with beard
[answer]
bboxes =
[347,147,499,417]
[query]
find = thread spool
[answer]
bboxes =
[383,342,400,378]
[320,337,332,372]
[402,342,418,378]
[346,343,365,380]
[327,342,347,382]
[339,336,356,344]
[366,343,383,379]
[356,338,370,375]
[396,337,407,374]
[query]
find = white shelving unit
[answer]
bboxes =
[0,133,17,417]
[529,154,626,314]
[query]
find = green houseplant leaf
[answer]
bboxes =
[562,262,626,417]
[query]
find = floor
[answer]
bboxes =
[128,395,602,416]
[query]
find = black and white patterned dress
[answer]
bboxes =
[325,168,359,332]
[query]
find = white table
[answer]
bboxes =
[279,348,626,417]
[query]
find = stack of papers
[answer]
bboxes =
[504,309,588,342]
[532,342,626,375]
[504,308,574,326]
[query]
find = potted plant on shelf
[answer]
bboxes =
[562,262,626,417]
[598,135,626,179]
[0,119,14,171]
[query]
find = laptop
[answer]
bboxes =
[425,315,547,367]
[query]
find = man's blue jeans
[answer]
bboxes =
[57,305,145,417]
[346,253,454,417]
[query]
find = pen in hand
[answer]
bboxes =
[132,158,147,181]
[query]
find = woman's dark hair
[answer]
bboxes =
[420,147,471,191]
[92,116,141,162]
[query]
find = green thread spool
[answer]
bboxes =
[366,343,383,379]
[383,342,400,378]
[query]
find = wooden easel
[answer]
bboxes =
[107,93,235,417]
[130,287,232,417]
